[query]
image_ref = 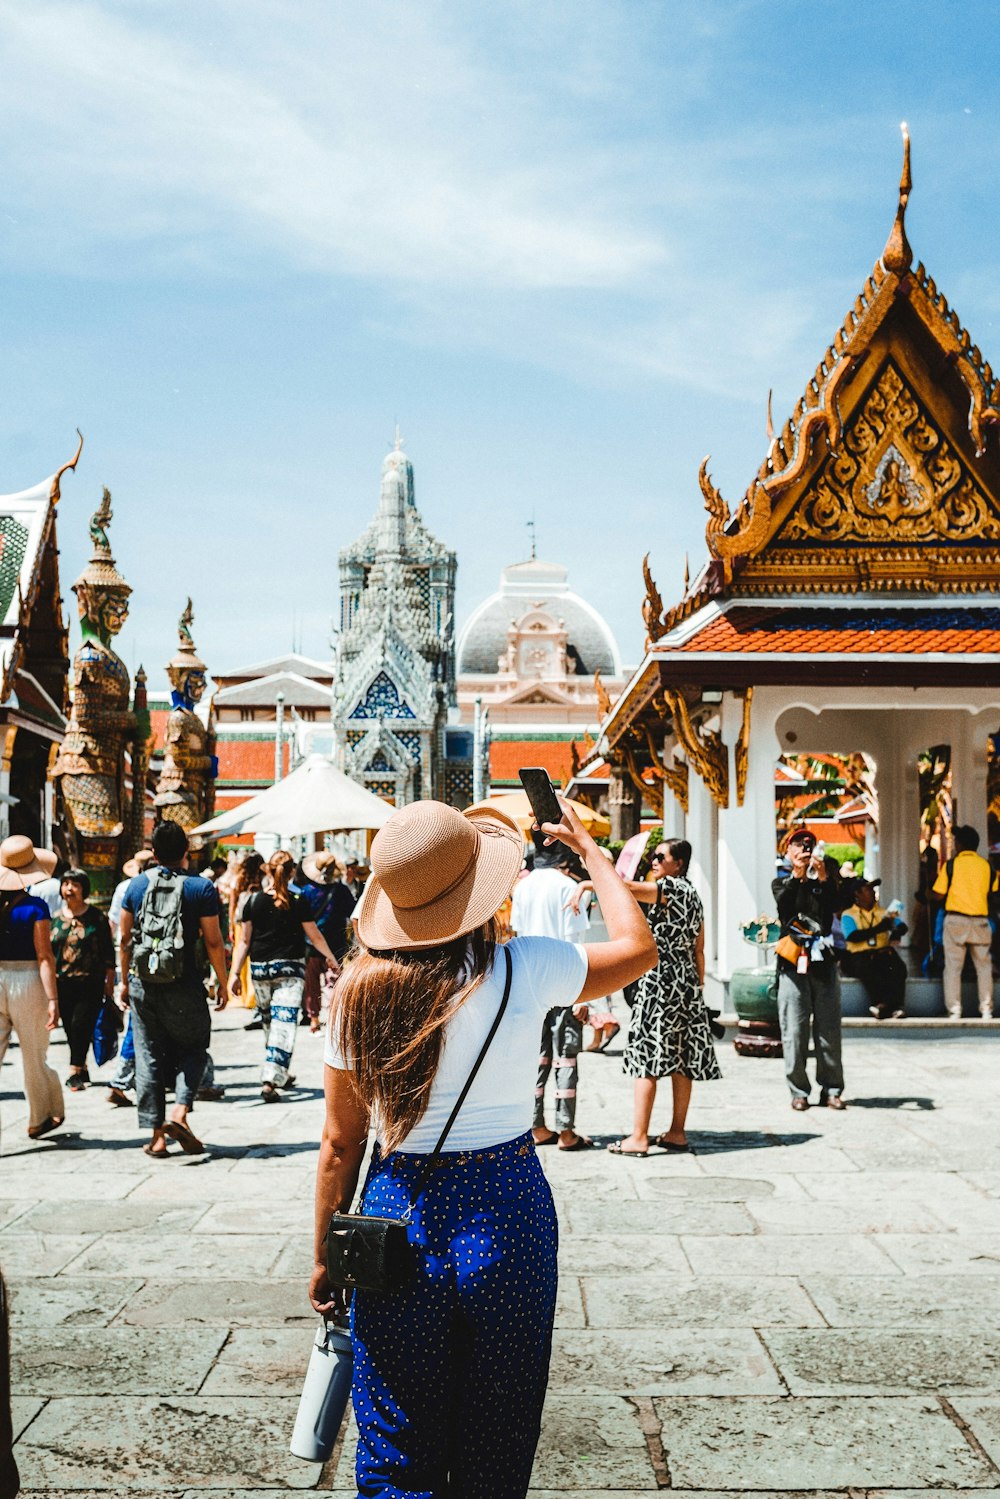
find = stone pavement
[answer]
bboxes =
[4,1008,1000,1495]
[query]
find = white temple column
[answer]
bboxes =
[686,761,717,974]
[870,716,909,911]
[717,691,781,981]
[950,711,989,838]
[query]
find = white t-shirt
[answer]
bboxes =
[29,877,62,918]
[510,869,578,941]
[324,935,587,1153]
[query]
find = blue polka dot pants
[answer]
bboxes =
[350,1130,558,1498]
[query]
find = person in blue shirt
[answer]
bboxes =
[293,852,356,1032]
[118,821,229,1158]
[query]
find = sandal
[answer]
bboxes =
[27,1116,63,1140]
[142,1143,170,1159]
[608,1140,648,1158]
[260,1084,280,1103]
[532,1130,559,1146]
[654,1136,691,1153]
[163,1119,205,1154]
[597,1024,621,1052]
[559,1135,595,1152]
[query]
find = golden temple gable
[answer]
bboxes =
[644,128,1000,640]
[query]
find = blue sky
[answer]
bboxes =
[2,1,997,683]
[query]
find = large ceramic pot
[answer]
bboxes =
[730,967,778,1021]
[729,966,782,1059]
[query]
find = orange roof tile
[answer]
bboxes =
[673,606,1000,656]
[489,739,587,787]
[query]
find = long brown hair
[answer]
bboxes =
[335,918,501,1153]
[267,850,294,910]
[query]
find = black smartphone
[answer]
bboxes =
[519,767,563,829]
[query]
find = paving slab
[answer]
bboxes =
[14,1200,210,1234]
[69,1231,284,1279]
[6,1276,144,1326]
[548,1327,782,1394]
[874,1232,1000,1275]
[14,1396,322,1489]
[948,1398,1000,1471]
[198,1328,316,1395]
[11,1326,227,1395]
[631,1171,807,1201]
[10,1396,44,1442]
[681,1231,897,1277]
[558,1231,691,1278]
[805,1275,1000,1328]
[531,1396,656,1490]
[0,1229,97,1275]
[762,1328,1000,1393]
[745,1198,947,1234]
[581,1276,824,1329]
[119,1278,314,1327]
[564,1198,756,1235]
[653,1394,996,1488]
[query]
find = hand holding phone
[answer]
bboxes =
[519,767,563,829]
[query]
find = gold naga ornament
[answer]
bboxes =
[153,598,216,845]
[53,487,147,893]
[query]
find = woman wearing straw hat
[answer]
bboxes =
[310,797,655,1497]
[0,835,65,1139]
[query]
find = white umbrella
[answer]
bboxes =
[193,754,392,839]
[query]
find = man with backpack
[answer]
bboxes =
[117,821,229,1157]
[932,825,999,1019]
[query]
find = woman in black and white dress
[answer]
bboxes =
[611,838,721,1155]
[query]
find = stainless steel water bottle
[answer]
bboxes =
[289,1316,353,1462]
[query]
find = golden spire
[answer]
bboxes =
[881,122,913,275]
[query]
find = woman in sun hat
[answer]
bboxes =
[0,835,65,1140]
[310,796,655,1497]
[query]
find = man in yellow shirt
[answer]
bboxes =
[932,826,998,1019]
[840,880,908,1020]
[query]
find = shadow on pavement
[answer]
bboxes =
[843,1095,936,1109]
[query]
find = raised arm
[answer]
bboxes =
[540,799,656,1002]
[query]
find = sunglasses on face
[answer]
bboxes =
[651,852,668,864]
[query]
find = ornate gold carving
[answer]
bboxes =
[781,362,1000,546]
[593,667,612,721]
[664,688,729,809]
[625,746,663,820]
[642,553,669,646]
[50,429,83,504]
[644,725,689,814]
[881,123,913,275]
[735,687,753,808]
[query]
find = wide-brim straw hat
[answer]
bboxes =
[0,835,58,891]
[357,800,524,951]
[122,850,155,880]
[302,851,343,886]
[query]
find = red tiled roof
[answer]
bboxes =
[673,606,1000,656]
[217,739,289,783]
[489,739,586,786]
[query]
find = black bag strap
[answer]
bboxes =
[402,944,513,1218]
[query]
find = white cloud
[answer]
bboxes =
[0,0,667,289]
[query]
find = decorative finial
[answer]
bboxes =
[178,597,194,650]
[51,429,84,505]
[684,553,690,593]
[393,422,404,452]
[881,122,913,275]
[527,515,537,561]
[89,487,114,559]
[766,390,774,443]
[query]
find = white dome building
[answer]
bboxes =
[456,558,627,792]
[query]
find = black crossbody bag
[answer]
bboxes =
[325,946,513,1296]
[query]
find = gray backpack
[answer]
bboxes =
[133,868,187,985]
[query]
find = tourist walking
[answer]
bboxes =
[510,833,591,1150]
[0,836,64,1140]
[933,825,998,1018]
[105,850,154,1106]
[229,850,342,1100]
[118,821,230,1157]
[293,851,356,1031]
[309,797,655,1496]
[50,868,116,1091]
[602,838,720,1155]
[229,852,264,1016]
[773,828,845,1110]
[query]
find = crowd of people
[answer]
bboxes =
[0,824,366,1152]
